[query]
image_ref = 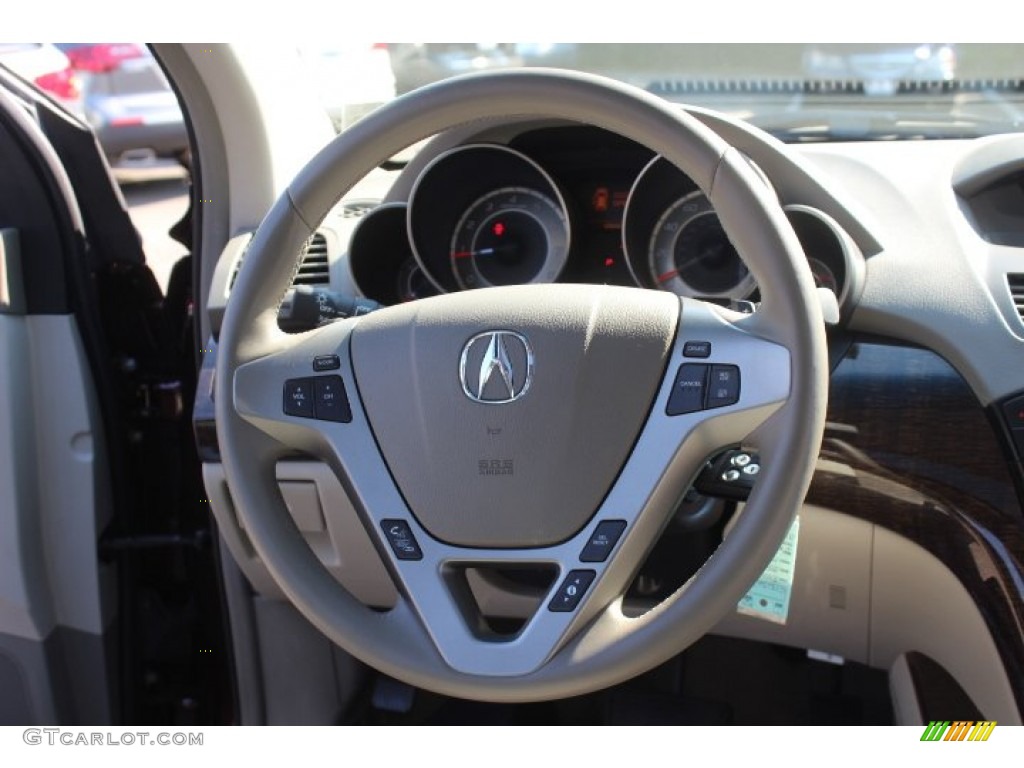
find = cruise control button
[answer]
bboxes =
[705,365,740,409]
[314,376,352,423]
[580,520,627,563]
[683,340,711,358]
[666,364,708,416]
[548,570,596,613]
[313,354,341,372]
[380,520,423,560]
[722,469,741,482]
[283,378,314,418]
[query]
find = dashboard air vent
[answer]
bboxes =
[229,232,331,289]
[1007,274,1024,322]
[292,233,330,285]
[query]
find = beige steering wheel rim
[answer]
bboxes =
[215,69,828,702]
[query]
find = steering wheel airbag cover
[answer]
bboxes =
[351,283,678,548]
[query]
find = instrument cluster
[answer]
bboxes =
[347,126,856,311]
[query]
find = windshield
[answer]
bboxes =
[301,43,1024,142]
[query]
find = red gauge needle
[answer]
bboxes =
[453,244,518,260]
[452,247,495,259]
[657,268,679,284]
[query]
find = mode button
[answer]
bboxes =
[313,354,341,372]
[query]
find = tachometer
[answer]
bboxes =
[649,191,754,298]
[450,186,570,289]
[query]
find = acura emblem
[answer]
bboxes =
[459,331,533,404]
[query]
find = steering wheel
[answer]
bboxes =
[215,70,828,702]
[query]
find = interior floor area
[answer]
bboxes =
[349,636,895,725]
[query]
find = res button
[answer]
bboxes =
[705,365,740,409]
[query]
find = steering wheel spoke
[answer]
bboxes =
[371,526,627,676]
[659,297,792,454]
[296,293,793,677]
[232,320,359,459]
[286,324,644,676]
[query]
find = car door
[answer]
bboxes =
[0,54,234,724]
[0,70,116,725]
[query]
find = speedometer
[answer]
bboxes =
[649,191,754,299]
[450,186,570,289]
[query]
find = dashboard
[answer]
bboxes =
[204,109,1024,411]
[344,125,860,312]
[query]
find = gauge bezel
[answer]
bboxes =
[396,257,439,303]
[449,185,571,290]
[622,154,776,297]
[347,201,413,306]
[621,155,699,288]
[646,190,756,299]
[407,143,572,294]
[783,204,864,316]
[806,257,839,295]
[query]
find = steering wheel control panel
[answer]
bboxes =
[283,375,353,423]
[666,362,741,416]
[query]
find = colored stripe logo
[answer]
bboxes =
[920,721,996,741]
